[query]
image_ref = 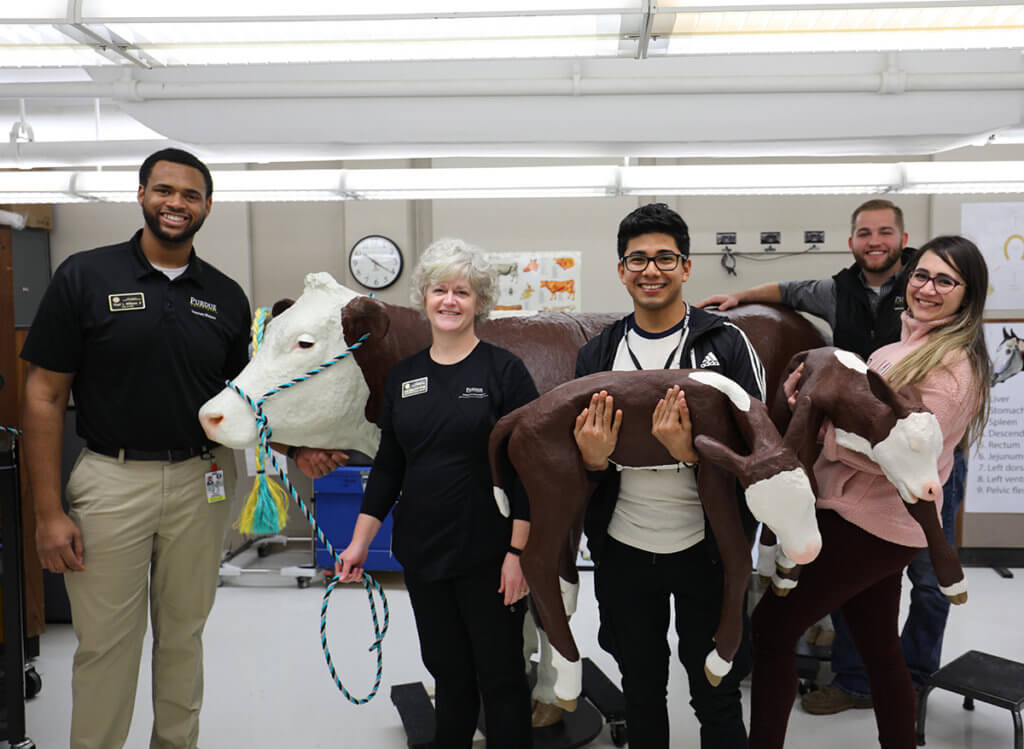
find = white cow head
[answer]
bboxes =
[744,468,821,565]
[835,370,944,504]
[199,272,381,456]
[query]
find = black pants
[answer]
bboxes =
[595,537,751,749]
[405,563,532,749]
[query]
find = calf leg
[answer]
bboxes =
[697,466,753,685]
[903,500,967,604]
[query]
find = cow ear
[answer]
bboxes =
[865,368,913,419]
[341,296,392,425]
[342,296,391,345]
[694,434,749,485]
[271,298,294,317]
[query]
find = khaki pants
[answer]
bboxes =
[64,446,235,749]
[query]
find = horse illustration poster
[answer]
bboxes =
[962,202,1024,312]
[485,251,582,313]
[966,321,1024,514]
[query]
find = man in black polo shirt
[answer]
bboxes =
[698,198,967,715]
[21,148,250,749]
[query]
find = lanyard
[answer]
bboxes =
[624,306,690,371]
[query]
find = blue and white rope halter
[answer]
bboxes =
[225,331,390,705]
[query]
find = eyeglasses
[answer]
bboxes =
[908,269,964,295]
[621,252,687,272]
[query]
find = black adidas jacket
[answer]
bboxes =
[574,305,766,564]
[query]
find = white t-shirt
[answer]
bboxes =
[607,318,705,554]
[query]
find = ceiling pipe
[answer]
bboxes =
[1,71,1023,100]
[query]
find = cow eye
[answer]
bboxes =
[297,335,316,349]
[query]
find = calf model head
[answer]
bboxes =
[692,374,821,566]
[831,351,943,504]
[198,273,382,456]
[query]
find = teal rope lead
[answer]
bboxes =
[225,331,389,704]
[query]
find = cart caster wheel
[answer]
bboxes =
[257,543,272,558]
[610,722,627,747]
[24,667,42,699]
[798,679,813,696]
[297,577,310,589]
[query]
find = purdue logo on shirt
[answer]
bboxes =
[108,292,145,312]
[402,377,428,398]
[190,296,219,320]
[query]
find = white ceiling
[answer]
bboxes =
[2,4,1024,171]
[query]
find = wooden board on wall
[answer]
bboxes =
[0,227,45,638]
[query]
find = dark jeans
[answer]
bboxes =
[832,447,967,695]
[750,510,920,749]
[594,536,751,749]
[404,563,533,749]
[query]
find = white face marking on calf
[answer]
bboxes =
[835,428,873,459]
[690,371,751,412]
[745,468,821,566]
[870,411,943,504]
[834,349,868,373]
[198,273,381,455]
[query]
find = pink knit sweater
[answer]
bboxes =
[814,312,977,548]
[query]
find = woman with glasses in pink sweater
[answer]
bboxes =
[749,235,991,749]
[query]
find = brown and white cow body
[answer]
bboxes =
[489,368,823,685]
[770,346,968,604]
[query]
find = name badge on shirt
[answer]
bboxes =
[205,468,226,503]
[402,376,429,398]
[108,292,146,312]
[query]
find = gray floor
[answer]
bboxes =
[15,547,1024,748]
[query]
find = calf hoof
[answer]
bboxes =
[772,584,791,597]
[704,665,723,687]
[556,696,578,712]
[532,702,565,728]
[947,591,968,605]
[758,574,772,587]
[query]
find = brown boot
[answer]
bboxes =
[801,685,873,715]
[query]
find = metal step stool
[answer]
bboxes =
[916,649,1024,749]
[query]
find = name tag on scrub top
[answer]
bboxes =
[205,466,226,503]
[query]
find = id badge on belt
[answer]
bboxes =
[205,462,226,503]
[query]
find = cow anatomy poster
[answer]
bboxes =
[966,321,1024,514]
[961,202,1024,312]
[485,251,582,313]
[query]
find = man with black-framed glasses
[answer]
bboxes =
[697,198,968,720]
[573,202,766,749]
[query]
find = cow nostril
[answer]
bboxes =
[202,413,224,427]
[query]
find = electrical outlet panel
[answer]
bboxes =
[716,232,737,245]
[804,230,825,244]
[760,231,781,245]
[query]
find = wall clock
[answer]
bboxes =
[348,235,403,290]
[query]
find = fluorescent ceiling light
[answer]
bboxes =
[0,25,116,67]
[620,163,902,195]
[5,162,1024,204]
[662,5,1024,54]
[902,161,1024,193]
[81,1,641,19]
[105,16,623,64]
[343,166,619,199]
[2,1,67,20]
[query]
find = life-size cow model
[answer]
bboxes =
[765,347,968,604]
[488,369,823,686]
[200,272,622,451]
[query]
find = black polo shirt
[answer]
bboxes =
[21,229,251,451]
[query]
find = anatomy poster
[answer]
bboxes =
[485,251,582,313]
[965,321,1024,513]
[961,203,1024,311]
